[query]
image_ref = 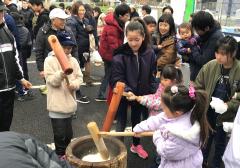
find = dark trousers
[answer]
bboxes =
[97,61,112,98]
[116,98,148,145]
[21,52,30,80]
[16,81,25,96]
[202,108,227,168]
[0,90,15,131]
[51,117,73,156]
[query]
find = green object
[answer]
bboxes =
[184,0,195,22]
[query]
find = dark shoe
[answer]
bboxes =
[76,96,90,104]
[95,97,107,102]
[17,95,25,101]
[24,90,35,100]
[72,113,77,119]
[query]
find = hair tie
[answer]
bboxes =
[171,86,178,94]
[189,83,196,100]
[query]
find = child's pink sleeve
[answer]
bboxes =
[139,84,162,110]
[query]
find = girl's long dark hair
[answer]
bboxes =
[126,17,150,51]
[161,84,210,148]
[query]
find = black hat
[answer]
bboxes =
[57,31,76,47]
[0,1,9,11]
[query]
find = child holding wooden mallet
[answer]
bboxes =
[44,32,83,158]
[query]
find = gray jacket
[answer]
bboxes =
[0,131,74,168]
[35,22,78,72]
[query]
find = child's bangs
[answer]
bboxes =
[217,45,232,56]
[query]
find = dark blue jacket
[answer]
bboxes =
[110,43,157,95]
[190,26,224,81]
[4,14,20,49]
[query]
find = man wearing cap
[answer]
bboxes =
[35,8,78,94]
[0,2,32,131]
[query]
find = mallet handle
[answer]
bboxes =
[99,131,153,137]
[87,122,110,160]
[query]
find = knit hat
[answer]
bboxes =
[0,1,9,11]
[57,31,76,47]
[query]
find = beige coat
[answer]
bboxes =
[44,53,83,113]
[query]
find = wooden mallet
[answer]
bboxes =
[48,35,73,75]
[87,122,110,160]
[102,82,125,132]
[88,122,153,160]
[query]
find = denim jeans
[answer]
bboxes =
[16,80,25,96]
[0,90,15,131]
[116,98,148,145]
[51,117,73,156]
[97,61,112,98]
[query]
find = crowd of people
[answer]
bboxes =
[0,0,240,167]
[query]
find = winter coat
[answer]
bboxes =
[0,23,23,92]
[4,13,20,49]
[189,26,223,80]
[110,43,157,95]
[0,131,73,168]
[139,84,164,116]
[33,9,49,38]
[134,112,203,168]
[176,36,199,63]
[6,3,18,13]
[35,22,78,72]
[44,52,83,113]
[17,23,32,59]
[66,16,90,54]
[195,59,240,124]
[156,35,177,70]
[99,13,124,62]
[19,8,34,31]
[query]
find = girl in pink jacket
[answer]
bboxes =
[134,84,210,168]
[135,65,183,116]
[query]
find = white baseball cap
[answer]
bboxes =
[49,8,69,20]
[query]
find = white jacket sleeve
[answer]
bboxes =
[133,113,165,132]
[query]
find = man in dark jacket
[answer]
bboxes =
[30,0,49,38]
[0,3,32,131]
[19,0,34,37]
[95,3,130,101]
[35,8,77,94]
[190,11,224,81]
[0,131,74,168]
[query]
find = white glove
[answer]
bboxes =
[210,97,228,114]
[223,122,234,133]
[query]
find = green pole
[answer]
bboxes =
[184,0,195,22]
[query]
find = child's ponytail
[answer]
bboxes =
[190,88,211,148]
[162,84,211,148]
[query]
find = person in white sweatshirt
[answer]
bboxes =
[44,31,83,158]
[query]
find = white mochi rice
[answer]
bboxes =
[82,153,110,162]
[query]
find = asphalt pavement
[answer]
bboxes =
[11,57,156,168]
